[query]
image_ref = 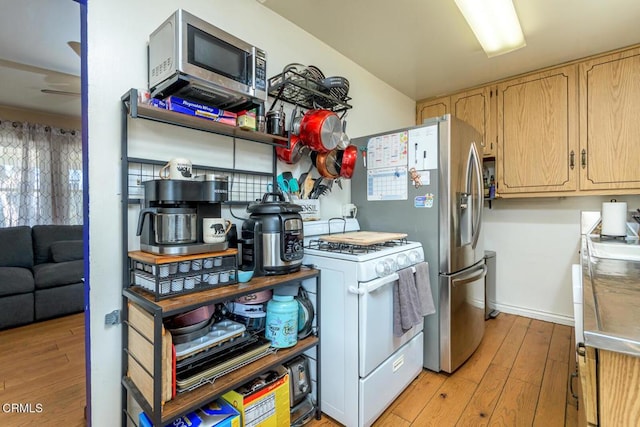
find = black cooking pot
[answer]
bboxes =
[241,193,304,276]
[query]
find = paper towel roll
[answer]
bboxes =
[602,200,627,237]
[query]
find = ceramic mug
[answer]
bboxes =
[342,203,358,218]
[203,218,232,244]
[159,158,193,180]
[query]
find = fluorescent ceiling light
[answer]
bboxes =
[455,0,526,57]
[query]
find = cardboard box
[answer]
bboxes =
[139,398,240,427]
[148,98,167,109]
[166,96,237,126]
[222,366,290,427]
[237,109,256,130]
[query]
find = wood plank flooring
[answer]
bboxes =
[0,313,86,426]
[308,313,581,427]
[0,312,579,426]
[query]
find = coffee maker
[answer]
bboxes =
[136,177,229,255]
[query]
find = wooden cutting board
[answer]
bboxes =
[318,231,408,245]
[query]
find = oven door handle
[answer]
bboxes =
[349,273,400,296]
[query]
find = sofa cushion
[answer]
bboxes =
[33,260,84,290]
[0,293,34,330]
[0,226,33,268]
[0,267,35,296]
[50,240,84,262]
[32,224,83,265]
[35,283,84,321]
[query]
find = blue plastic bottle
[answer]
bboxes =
[265,295,298,348]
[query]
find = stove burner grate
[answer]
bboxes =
[306,237,408,254]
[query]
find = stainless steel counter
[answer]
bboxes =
[582,234,640,356]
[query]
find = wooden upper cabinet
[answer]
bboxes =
[451,86,495,158]
[579,46,640,191]
[416,96,449,125]
[496,65,579,195]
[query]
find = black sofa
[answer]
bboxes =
[0,225,84,330]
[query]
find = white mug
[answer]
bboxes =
[203,218,232,244]
[342,203,358,218]
[159,158,193,180]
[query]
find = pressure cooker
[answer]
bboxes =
[240,193,304,276]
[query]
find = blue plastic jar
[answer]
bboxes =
[265,295,298,348]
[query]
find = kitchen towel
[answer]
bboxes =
[393,267,422,336]
[414,262,436,316]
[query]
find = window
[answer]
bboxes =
[0,120,82,226]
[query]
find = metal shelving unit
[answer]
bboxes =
[120,88,322,426]
[122,268,321,426]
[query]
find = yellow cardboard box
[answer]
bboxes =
[222,366,290,427]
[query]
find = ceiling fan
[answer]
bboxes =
[38,40,81,97]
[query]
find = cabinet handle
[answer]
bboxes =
[570,150,575,170]
[581,149,587,169]
[570,370,579,401]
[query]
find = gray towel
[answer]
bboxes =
[393,267,422,336]
[414,262,436,316]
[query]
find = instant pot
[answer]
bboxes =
[241,193,304,276]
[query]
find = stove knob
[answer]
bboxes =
[375,260,391,277]
[396,253,409,268]
[385,258,397,272]
[409,250,421,264]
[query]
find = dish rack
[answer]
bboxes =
[268,64,352,113]
[129,250,238,301]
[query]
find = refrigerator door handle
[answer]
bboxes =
[468,142,483,250]
[451,264,487,288]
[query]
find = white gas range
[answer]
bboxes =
[303,219,425,427]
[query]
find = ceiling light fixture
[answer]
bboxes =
[454,0,526,57]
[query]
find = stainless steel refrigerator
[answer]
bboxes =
[351,114,486,373]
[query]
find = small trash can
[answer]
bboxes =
[484,250,499,319]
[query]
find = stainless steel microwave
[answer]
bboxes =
[148,9,267,111]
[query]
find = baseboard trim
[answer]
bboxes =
[492,303,574,327]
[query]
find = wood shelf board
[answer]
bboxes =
[162,336,318,423]
[126,267,319,317]
[128,249,238,265]
[130,101,289,147]
[124,335,318,424]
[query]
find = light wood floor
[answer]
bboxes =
[0,312,582,426]
[309,313,584,427]
[0,313,86,426]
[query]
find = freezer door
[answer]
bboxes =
[440,117,484,274]
[440,262,486,373]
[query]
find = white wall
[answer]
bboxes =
[87,0,415,424]
[484,194,640,325]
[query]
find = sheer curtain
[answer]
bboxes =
[0,119,82,226]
